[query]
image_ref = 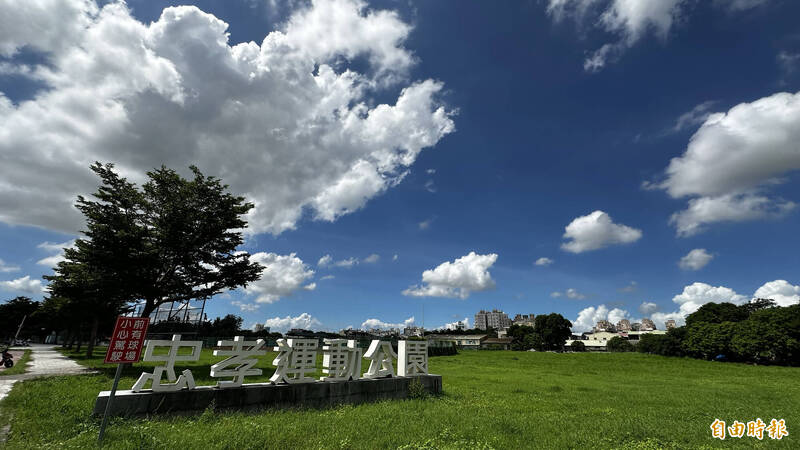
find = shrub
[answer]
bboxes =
[570,341,586,352]
[606,336,634,352]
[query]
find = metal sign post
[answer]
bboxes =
[98,316,149,445]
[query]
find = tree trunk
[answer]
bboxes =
[66,331,75,350]
[141,299,157,318]
[86,316,98,358]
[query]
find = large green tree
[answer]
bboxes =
[45,163,264,353]
[530,313,573,351]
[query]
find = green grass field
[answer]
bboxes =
[0,349,797,449]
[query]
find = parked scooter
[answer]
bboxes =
[0,346,14,368]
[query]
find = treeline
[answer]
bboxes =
[0,297,270,350]
[637,299,800,366]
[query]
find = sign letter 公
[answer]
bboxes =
[363,340,397,379]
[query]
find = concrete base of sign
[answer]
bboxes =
[93,375,442,417]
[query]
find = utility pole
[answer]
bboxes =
[13,315,27,343]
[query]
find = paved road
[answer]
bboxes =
[0,344,94,401]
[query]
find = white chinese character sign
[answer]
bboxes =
[363,340,398,378]
[132,335,203,392]
[321,339,362,381]
[211,336,267,388]
[104,317,149,364]
[125,337,430,391]
[398,340,428,376]
[270,338,318,384]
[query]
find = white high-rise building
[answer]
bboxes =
[474,309,512,330]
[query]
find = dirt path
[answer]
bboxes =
[0,344,94,401]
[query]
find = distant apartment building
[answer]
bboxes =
[665,319,676,330]
[641,318,656,331]
[594,320,613,332]
[616,319,631,331]
[513,314,535,327]
[474,309,512,330]
[631,322,642,331]
[403,326,425,337]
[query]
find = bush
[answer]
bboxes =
[570,341,586,352]
[607,336,634,352]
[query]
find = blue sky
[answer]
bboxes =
[1,0,800,332]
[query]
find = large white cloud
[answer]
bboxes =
[0,275,45,294]
[678,248,714,271]
[0,0,98,57]
[402,252,497,299]
[652,91,800,236]
[671,282,748,317]
[561,210,642,253]
[0,0,455,235]
[753,280,800,307]
[572,304,630,332]
[243,252,314,303]
[264,312,321,332]
[360,316,414,330]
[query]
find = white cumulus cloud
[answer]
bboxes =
[402,252,497,299]
[652,91,800,236]
[0,0,455,236]
[439,317,470,330]
[535,257,554,266]
[317,254,359,268]
[244,252,314,303]
[753,280,800,307]
[672,282,748,317]
[360,316,414,330]
[0,275,45,294]
[363,254,380,264]
[638,301,658,316]
[264,312,321,332]
[678,248,714,271]
[572,304,630,332]
[561,210,642,253]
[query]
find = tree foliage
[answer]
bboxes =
[607,336,634,352]
[639,300,799,366]
[49,163,264,318]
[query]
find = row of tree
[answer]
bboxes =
[0,297,269,350]
[635,299,799,366]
